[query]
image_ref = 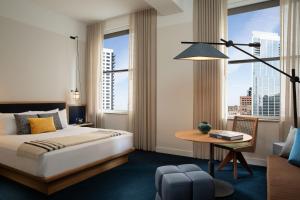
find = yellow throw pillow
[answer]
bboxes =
[28,117,56,134]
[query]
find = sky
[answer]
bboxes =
[227,6,280,106]
[103,34,129,111]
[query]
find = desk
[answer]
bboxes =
[176,129,252,197]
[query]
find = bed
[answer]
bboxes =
[0,102,134,194]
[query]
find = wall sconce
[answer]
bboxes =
[70,35,81,101]
[71,88,80,100]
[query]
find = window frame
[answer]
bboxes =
[227,0,281,120]
[102,30,130,114]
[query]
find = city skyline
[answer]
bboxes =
[227,30,280,117]
[252,31,280,117]
[227,5,280,111]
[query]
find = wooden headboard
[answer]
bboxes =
[0,102,66,113]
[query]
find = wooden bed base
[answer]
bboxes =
[0,148,134,195]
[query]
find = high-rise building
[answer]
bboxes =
[247,87,252,97]
[252,31,280,117]
[240,96,252,115]
[228,105,239,116]
[102,48,115,110]
[239,87,252,115]
[239,96,252,115]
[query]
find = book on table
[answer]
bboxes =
[209,131,243,141]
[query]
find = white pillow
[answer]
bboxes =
[0,113,17,135]
[29,108,68,128]
[0,111,33,135]
[58,109,68,128]
[29,109,59,114]
[280,126,296,158]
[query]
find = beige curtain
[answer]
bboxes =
[193,0,228,160]
[86,23,104,127]
[129,9,157,151]
[280,0,300,140]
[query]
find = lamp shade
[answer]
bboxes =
[174,43,229,60]
[73,90,80,100]
[71,88,80,100]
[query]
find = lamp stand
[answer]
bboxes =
[175,38,300,198]
[291,69,298,128]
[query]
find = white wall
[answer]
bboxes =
[0,0,86,40]
[156,0,194,156]
[0,0,87,104]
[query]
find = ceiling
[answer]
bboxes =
[29,0,267,24]
[30,0,151,23]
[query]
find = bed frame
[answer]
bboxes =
[0,102,134,195]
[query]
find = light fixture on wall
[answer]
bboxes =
[70,35,81,101]
[71,88,80,100]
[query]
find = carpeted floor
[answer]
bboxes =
[0,151,266,200]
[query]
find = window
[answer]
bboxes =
[101,30,129,112]
[227,1,280,119]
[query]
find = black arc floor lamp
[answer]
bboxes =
[174,39,300,198]
[175,39,299,128]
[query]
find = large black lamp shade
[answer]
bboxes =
[174,43,229,60]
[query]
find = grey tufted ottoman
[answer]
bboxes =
[155,164,215,200]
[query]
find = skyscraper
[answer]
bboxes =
[102,48,115,110]
[252,31,280,117]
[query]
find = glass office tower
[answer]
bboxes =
[252,31,280,118]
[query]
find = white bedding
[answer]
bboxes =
[0,126,133,178]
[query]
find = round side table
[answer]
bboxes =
[175,129,252,198]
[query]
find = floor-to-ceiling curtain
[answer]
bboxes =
[280,0,300,140]
[86,23,104,127]
[193,0,228,160]
[129,9,157,151]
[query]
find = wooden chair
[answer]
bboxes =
[216,116,258,179]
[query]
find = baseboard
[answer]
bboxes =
[156,146,193,157]
[156,146,266,167]
[244,157,266,166]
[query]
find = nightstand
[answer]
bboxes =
[71,122,94,128]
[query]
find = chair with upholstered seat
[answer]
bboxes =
[216,116,258,179]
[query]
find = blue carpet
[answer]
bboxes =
[0,151,266,200]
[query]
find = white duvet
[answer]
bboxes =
[0,126,133,178]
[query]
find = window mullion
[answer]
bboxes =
[228,57,280,65]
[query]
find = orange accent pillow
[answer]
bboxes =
[28,117,56,134]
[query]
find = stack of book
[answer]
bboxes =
[209,131,243,141]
